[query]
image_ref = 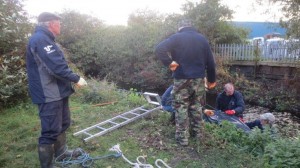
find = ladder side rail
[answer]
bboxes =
[119,107,148,117]
[73,106,144,136]
[84,106,161,141]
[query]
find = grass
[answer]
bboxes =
[0,95,256,167]
[0,79,299,168]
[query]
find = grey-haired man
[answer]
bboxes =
[26,12,87,167]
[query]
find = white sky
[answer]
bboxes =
[23,0,282,25]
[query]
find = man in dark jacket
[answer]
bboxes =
[216,83,245,119]
[155,19,216,146]
[26,12,87,167]
[246,112,275,130]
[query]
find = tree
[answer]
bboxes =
[58,10,104,47]
[0,0,32,54]
[272,0,300,38]
[182,0,249,44]
[256,0,300,38]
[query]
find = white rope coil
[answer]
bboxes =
[109,144,171,168]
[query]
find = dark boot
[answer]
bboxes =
[38,144,54,168]
[169,112,175,125]
[54,132,82,161]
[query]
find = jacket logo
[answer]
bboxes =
[44,45,55,54]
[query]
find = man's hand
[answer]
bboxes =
[76,77,87,87]
[169,61,179,71]
[207,82,216,89]
[225,110,235,115]
[204,109,215,116]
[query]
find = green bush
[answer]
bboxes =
[203,121,271,155]
[202,121,300,167]
[74,78,119,104]
[0,50,28,110]
[264,137,300,168]
[0,0,33,110]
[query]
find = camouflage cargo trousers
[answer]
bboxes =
[172,78,205,145]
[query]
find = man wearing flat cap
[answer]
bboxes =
[26,12,88,167]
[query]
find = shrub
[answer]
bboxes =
[0,49,28,110]
[264,137,300,168]
[74,78,119,104]
[0,0,33,110]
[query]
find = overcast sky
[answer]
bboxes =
[23,0,282,25]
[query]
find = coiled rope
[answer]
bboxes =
[54,146,122,167]
[54,144,171,168]
[109,144,171,168]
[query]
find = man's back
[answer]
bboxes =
[155,27,215,81]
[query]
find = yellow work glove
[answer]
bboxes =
[169,61,179,71]
[207,82,216,89]
[204,109,215,116]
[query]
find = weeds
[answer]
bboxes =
[1,79,300,168]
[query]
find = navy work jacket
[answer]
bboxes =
[155,27,216,83]
[26,26,80,104]
[216,90,245,117]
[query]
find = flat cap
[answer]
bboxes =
[178,19,193,29]
[38,12,62,22]
[260,113,275,123]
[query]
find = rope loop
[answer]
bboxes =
[109,144,171,168]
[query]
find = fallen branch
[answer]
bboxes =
[70,101,117,110]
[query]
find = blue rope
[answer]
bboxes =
[55,148,122,167]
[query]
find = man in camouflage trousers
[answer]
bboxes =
[155,19,216,146]
[173,78,206,145]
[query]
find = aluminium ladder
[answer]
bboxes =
[73,92,162,142]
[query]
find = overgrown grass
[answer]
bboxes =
[0,79,299,168]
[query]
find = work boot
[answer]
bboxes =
[38,144,55,168]
[54,132,82,161]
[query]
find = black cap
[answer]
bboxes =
[37,12,62,22]
[178,19,193,29]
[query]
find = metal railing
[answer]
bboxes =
[212,43,300,64]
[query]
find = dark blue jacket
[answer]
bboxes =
[26,26,80,104]
[155,27,216,83]
[216,90,245,117]
[246,120,263,130]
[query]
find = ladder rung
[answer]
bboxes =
[83,132,92,136]
[96,126,106,130]
[108,121,118,125]
[127,112,140,116]
[143,92,161,105]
